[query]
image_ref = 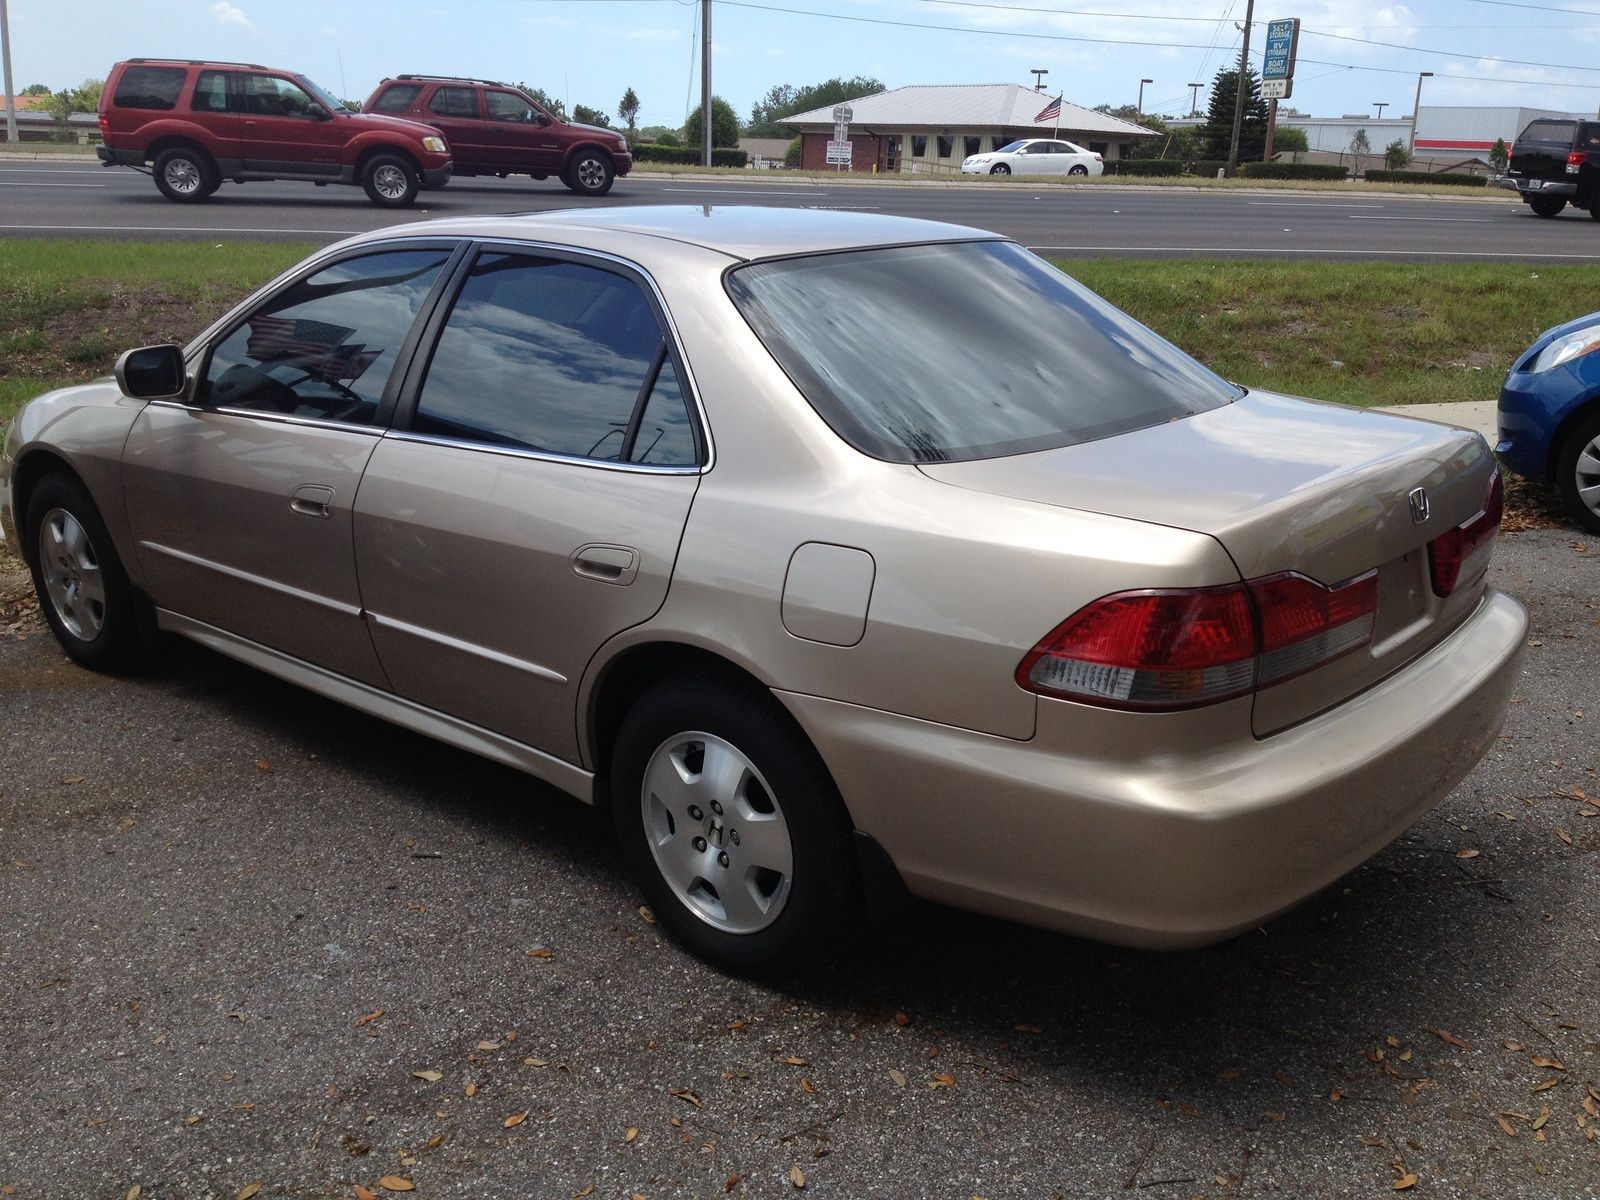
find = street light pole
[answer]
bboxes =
[1137,78,1152,116]
[1030,68,1049,92]
[1,0,18,150]
[1374,101,1389,119]
[700,0,712,168]
[1226,0,1256,175]
[1188,82,1202,117]
[1409,71,1433,154]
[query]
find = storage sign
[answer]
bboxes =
[1263,18,1299,82]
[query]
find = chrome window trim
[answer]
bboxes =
[144,398,387,437]
[381,429,705,476]
[437,237,715,472]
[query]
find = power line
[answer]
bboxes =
[917,0,1588,28]
[1464,0,1600,13]
[1303,26,1600,72]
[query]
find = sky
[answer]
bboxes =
[7,0,1600,129]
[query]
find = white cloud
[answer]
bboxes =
[210,1,255,30]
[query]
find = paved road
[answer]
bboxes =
[4,161,1600,262]
[2,530,1597,1198]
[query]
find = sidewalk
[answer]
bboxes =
[1375,400,1497,442]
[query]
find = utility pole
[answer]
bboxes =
[1226,0,1255,175]
[700,0,712,168]
[1,0,18,150]
[1188,82,1201,117]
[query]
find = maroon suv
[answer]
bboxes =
[97,58,453,207]
[365,75,632,196]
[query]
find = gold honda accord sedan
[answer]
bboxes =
[1,208,1526,972]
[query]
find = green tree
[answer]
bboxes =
[1384,138,1411,170]
[745,75,885,138]
[637,124,675,143]
[515,84,566,121]
[618,87,641,143]
[1201,67,1268,163]
[22,82,51,96]
[655,130,681,147]
[572,103,611,128]
[1273,126,1309,154]
[1490,137,1509,171]
[784,135,802,167]
[46,80,103,142]
[684,95,739,149]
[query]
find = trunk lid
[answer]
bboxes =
[919,391,1499,736]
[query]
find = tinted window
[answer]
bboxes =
[937,135,954,158]
[964,136,981,157]
[486,90,537,122]
[1518,119,1576,144]
[201,250,450,424]
[371,84,422,113]
[414,255,677,462]
[993,136,1012,152]
[192,71,229,113]
[241,74,317,118]
[430,87,478,118]
[997,139,1025,153]
[911,135,927,157]
[630,362,696,466]
[113,66,186,111]
[728,241,1238,464]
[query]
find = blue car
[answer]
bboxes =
[1498,312,1600,534]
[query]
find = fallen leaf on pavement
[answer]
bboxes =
[1504,1039,1525,1051]
[669,1088,703,1107]
[724,1173,740,1192]
[1531,1055,1566,1070]
[638,906,656,924]
[377,1179,415,1194]
[354,1187,378,1200]
[356,1010,384,1027]
[889,1069,907,1088]
[789,1165,806,1189]
[800,1077,816,1094]
[776,1055,808,1067]
[893,1011,910,1027]
[930,1072,956,1090]
[1497,1116,1517,1136]
[477,1041,501,1051]
[1432,1029,1471,1050]
[237,1184,262,1200]
[523,1058,549,1067]
[464,1083,477,1098]
[124,1191,141,1200]
[1556,828,1573,845]
[411,1071,443,1083]
[574,1189,594,1198]
[527,948,555,959]
[625,1127,639,1143]
[1392,1173,1419,1191]
[1532,1108,1550,1131]
[1532,1078,1560,1093]
[255,759,272,774]
[1455,849,1480,859]
[504,1111,528,1128]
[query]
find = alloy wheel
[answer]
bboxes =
[39,507,106,641]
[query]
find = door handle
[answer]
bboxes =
[571,543,638,586]
[289,484,334,519]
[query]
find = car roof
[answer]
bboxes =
[361,205,1006,263]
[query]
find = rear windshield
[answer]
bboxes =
[726,240,1239,464]
[1517,119,1577,145]
[113,65,186,111]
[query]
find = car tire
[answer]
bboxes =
[1555,412,1600,534]
[610,673,859,975]
[989,163,1011,175]
[563,150,616,197]
[361,153,419,207]
[1069,164,1089,176]
[1529,196,1566,218]
[26,473,144,670]
[153,146,219,204]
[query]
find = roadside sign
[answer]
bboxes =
[1263,18,1299,81]
[1261,78,1292,100]
[826,140,853,165]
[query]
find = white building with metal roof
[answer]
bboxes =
[777,83,1155,173]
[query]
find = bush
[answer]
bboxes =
[1363,169,1487,188]
[1238,161,1349,180]
[1104,159,1183,177]
[632,144,749,168]
[1185,159,1229,177]
[784,136,801,168]
[655,131,681,148]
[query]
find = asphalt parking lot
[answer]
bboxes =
[1,528,1596,1200]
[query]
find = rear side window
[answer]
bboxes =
[413,253,690,463]
[200,249,451,424]
[429,87,478,118]
[370,84,422,113]
[192,71,230,113]
[728,240,1238,464]
[113,66,186,111]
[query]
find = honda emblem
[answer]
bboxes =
[1408,486,1430,524]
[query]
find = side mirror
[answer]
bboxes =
[115,344,187,399]
[534,112,551,127]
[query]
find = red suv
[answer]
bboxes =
[364,75,632,196]
[97,58,453,207]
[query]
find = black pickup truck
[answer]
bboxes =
[1505,117,1600,219]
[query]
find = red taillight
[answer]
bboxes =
[98,114,110,134]
[1568,150,1588,168]
[1429,471,1503,597]
[1016,570,1377,711]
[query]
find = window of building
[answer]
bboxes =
[113,66,186,111]
[911,135,927,157]
[937,135,954,159]
[964,136,982,157]
[992,136,1010,152]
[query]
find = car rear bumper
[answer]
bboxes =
[1511,177,1577,199]
[97,146,143,167]
[778,587,1527,948]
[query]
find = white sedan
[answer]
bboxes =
[962,138,1104,177]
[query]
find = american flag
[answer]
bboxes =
[1035,94,1063,124]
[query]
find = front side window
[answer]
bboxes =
[728,241,1238,464]
[200,249,451,424]
[370,84,422,114]
[113,66,186,111]
[487,90,538,122]
[413,254,692,464]
[241,74,317,118]
[430,87,478,118]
